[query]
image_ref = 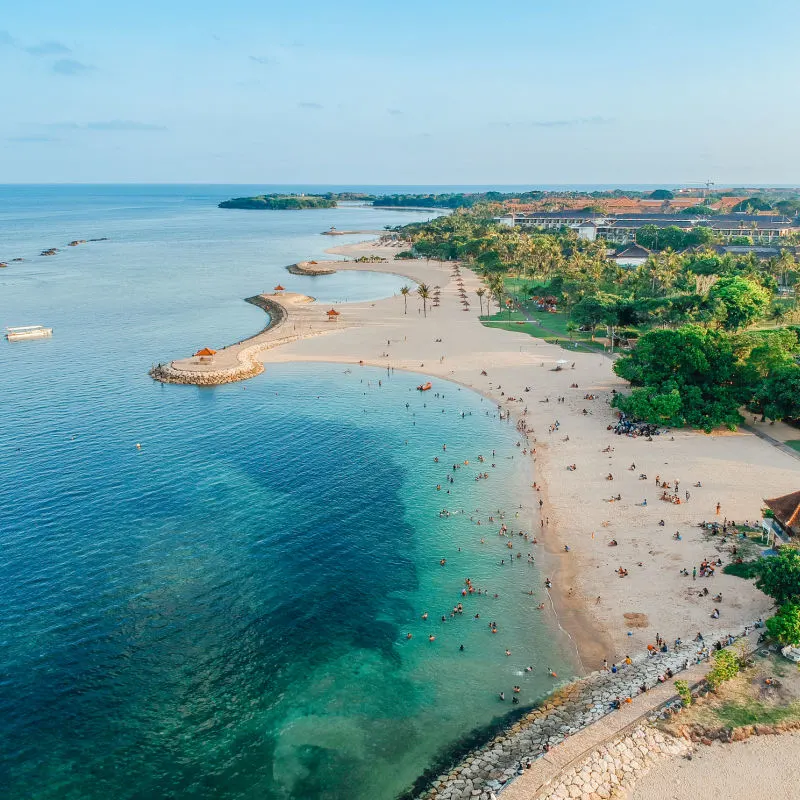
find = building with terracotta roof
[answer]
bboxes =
[497,211,797,245]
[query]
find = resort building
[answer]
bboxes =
[496,211,797,245]
[613,244,652,267]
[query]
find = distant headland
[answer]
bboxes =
[219,187,800,214]
[218,192,373,210]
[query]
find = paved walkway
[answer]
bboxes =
[498,661,709,799]
[741,423,800,463]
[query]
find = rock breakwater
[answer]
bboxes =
[149,295,292,386]
[409,629,755,800]
[286,260,338,276]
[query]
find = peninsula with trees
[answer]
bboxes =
[219,194,338,210]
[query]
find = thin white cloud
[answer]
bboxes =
[530,115,614,128]
[298,101,323,110]
[87,120,166,131]
[7,135,59,143]
[26,40,71,56]
[52,58,94,75]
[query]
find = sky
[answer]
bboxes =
[1,0,799,185]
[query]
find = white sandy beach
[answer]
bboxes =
[624,732,800,800]
[250,239,799,670]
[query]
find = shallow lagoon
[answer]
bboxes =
[0,187,573,799]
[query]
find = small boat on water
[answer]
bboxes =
[417,382,432,391]
[5,325,53,342]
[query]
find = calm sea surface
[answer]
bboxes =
[0,186,574,799]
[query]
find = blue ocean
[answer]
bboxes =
[0,186,574,799]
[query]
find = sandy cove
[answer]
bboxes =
[264,240,800,669]
[155,238,799,670]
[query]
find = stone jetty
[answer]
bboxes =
[286,260,338,276]
[149,292,329,386]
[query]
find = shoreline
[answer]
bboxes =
[148,236,601,668]
[148,234,799,797]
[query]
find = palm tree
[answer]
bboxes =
[417,283,431,317]
[476,287,486,317]
[488,276,504,315]
[400,285,411,314]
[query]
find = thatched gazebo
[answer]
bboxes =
[194,347,217,363]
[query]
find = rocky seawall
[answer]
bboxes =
[149,360,266,385]
[407,628,756,800]
[528,724,690,800]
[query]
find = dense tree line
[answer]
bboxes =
[612,325,800,430]
[373,191,544,209]
[219,194,337,210]
[396,211,800,428]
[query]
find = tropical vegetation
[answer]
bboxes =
[219,194,337,210]
[389,206,800,430]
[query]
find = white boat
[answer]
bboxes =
[5,325,53,342]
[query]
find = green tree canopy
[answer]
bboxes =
[613,325,749,430]
[707,276,771,330]
[755,549,800,605]
[752,365,800,422]
[648,189,674,200]
[685,225,716,246]
[773,199,800,217]
[680,205,720,216]
[731,197,773,213]
[766,602,800,646]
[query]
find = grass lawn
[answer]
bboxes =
[661,652,800,735]
[715,698,800,727]
[480,307,607,353]
[785,440,800,453]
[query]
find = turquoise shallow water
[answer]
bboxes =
[0,186,573,799]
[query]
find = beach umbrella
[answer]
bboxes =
[274,284,285,292]
[326,309,340,321]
